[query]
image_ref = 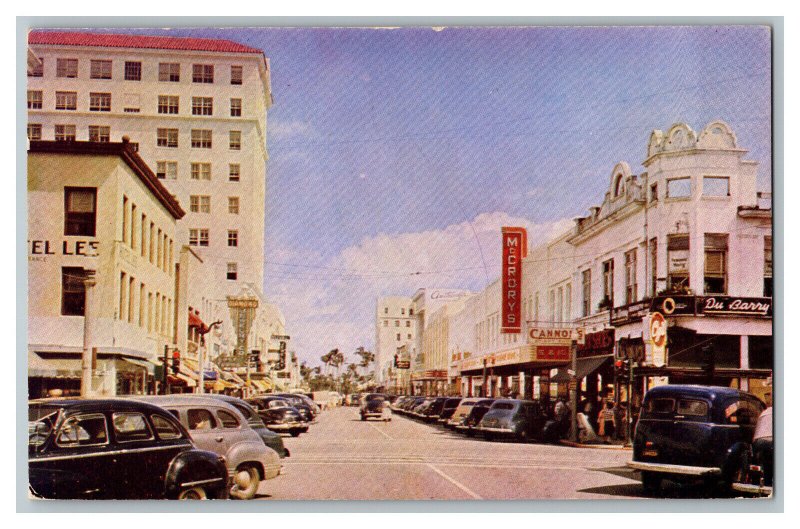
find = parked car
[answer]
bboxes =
[247,396,309,437]
[411,397,434,417]
[732,406,773,496]
[476,399,549,442]
[437,398,462,425]
[360,394,392,421]
[205,394,290,458]
[135,395,281,500]
[455,399,495,436]
[419,397,449,423]
[28,398,229,500]
[272,393,317,422]
[446,397,482,429]
[287,392,322,416]
[627,385,765,495]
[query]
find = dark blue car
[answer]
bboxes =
[627,385,765,494]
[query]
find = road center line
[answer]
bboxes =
[368,421,394,440]
[426,463,482,500]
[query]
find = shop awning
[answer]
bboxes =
[551,355,612,383]
[28,352,82,379]
[169,372,197,387]
[119,357,155,375]
[188,311,208,332]
[211,379,238,391]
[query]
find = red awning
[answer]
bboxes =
[188,311,208,333]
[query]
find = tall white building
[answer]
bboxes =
[374,296,415,384]
[26,30,272,304]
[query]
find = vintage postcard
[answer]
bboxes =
[24,24,775,502]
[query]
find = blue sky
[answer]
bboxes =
[70,26,772,365]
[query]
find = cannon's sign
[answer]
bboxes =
[501,227,527,333]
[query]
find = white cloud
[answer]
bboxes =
[268,120,316,141]
[264,211,574,367]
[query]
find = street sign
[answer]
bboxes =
[271,334,291,340]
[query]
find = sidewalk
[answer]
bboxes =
[559,439,632,450]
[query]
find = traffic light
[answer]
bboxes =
[614,358,630,383]
[171,350,181,375]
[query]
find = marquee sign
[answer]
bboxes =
[501,227,527,333]
[699,296,772,317]
[527,327,585,344]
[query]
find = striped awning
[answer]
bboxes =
[28,352,81,379]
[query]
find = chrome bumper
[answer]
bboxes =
[627,461,722,476]
[478,426,514,433]
[269,421,308,431]
[732,482,773,496]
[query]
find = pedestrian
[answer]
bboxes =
[597,400,617,443]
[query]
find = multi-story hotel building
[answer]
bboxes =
[26,30,272,311]
[375,296,416,385]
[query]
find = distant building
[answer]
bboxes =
[374,296,415,385]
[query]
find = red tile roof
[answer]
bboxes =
[28,30,263,55]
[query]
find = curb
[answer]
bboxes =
[559,439,632,450]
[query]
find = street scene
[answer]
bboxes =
[24,25,774,502]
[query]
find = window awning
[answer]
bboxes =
[28,352,82,379]
[188,311,208,332]
[210,379,238,391]
[551,355,612,383]
[119,357,155,375]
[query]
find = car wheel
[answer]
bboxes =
[517,429,529,443]
[230,465,260,500]
[177,486,208,500]
[484,432,494,442]
[641,472,662,495]
[465,429,475,437]
[290,430,301,437]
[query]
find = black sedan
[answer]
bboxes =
[418,397,449,423]
[437,398,463,425]
[247,396,309,437]
[272,393,317,423]
[476,399,549,442]
[29,398,229,499]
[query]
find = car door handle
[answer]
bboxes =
[215,436,224,442]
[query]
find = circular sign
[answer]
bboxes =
[662,297,676,315]
[650,312,667,348]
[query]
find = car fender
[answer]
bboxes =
[164,449,229,499]
[226,440,280,479]
[722,441,751,480]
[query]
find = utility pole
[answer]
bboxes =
[569,340,578,442]
[161,344,169,395]
[197,320,223,394]
[80,270,97,397]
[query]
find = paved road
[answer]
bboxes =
[255,406,645,500]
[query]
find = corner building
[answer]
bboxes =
[26,30,272,309]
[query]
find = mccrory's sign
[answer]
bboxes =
[501,227,527,333]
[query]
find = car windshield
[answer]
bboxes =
[29,406,60,447]
[268,400,289,409]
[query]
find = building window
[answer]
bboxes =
[64,187,96,236]
[119,271,127,321]
[189,195,211,213]
[227,230,238,247]
[401,308,405,315]
[156,161,177,180]
[395,320,400,327]
[190,162,212,180]
[406,320,411,327]
[229,164,240,182]
[602,259,614,308]
[409,308,413,316]
[667,234,690,291]
[407,334,412,340]
[55,124,76,142]
[89,92,111,112]
[27,90,43,109]
[192,64,214,84]
[55,91,77,110]
[158,62,180,82]
[764,236,773,297]
[189,229,209,247]
[548,290,555,323]
[191,96,213,116]
[228,197,239,214]
[565,283,572,322]
[230,98,242,117]
[703,176,730,197]
[650,182,658,203]
[56,58,78,78]
[649,238,658,297]
[383,320,388,327]
[191,129,212,148]
[124,61,141,81]
[704,234,728,295]
[231,65,243,85]
[396,333,401,341]
[27,123,42,141]
[61,267,87,316]
[29,57,43,77]
[157,128,179,148]
[384,307,388,314]
[226,262,238,280]
[89,60,112,80]
[613,174,624,197]
[229,130,241,150]
[157,95,179,114]
[624,249,637,304]
[88,125,110,143]
[666,177,691,198]
[128,276,136,323]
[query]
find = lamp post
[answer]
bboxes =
[197,320,223,394]
[80,270,97,397]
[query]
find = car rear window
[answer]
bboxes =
[493,403,515,410]
[151,414,183,440]
[676,399,708,417]
[646,398,675,414]
[112,412,154,442]
[217,410,240,429]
